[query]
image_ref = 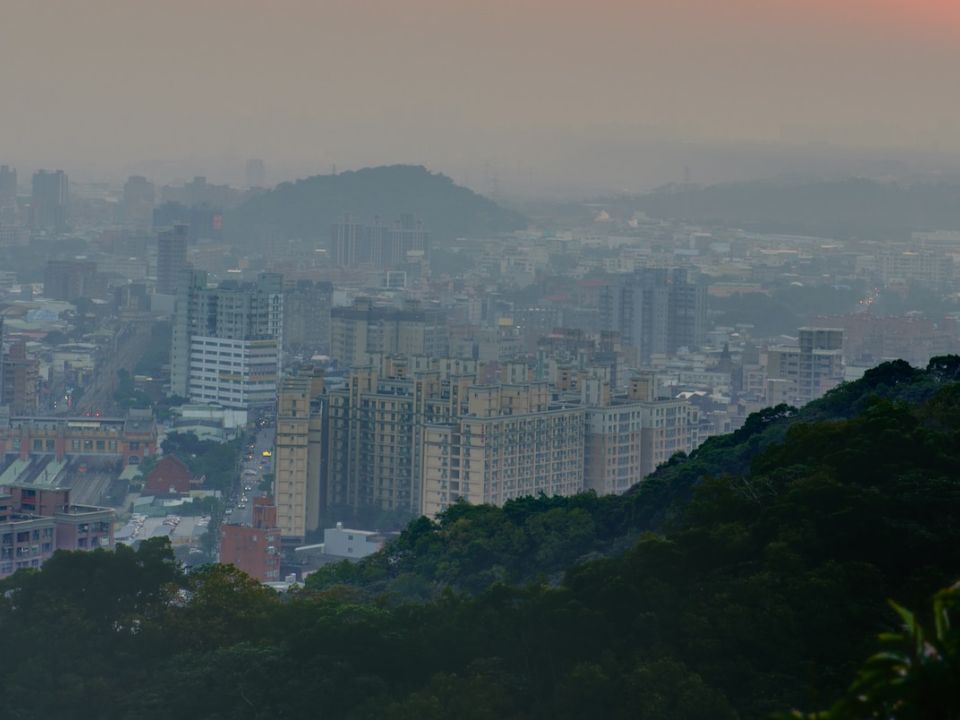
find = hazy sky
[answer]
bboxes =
[2,0,959,193]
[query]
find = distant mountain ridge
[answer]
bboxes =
[224,164,526,246]
[617,177,960,240]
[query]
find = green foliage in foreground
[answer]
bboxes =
[1,359,959,719]
[784,583,960,720]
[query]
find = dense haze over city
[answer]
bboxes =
[4,0,960,192]
[1,2,960,719]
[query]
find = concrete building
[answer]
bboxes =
[1,342,39,414]
[330,216,428,269]
[30,170,69,233]
[0,408,157,467]
[283,280,333,353]
[219,496,281,582]
[330,298,448,370]
[766,327,844,407]
[156,224,189,295]
[420,382,585,517]
[0,486,113,579]
[600,268,706,362]
[171,271,283,411]
[0,165,17,226]
[322,521,385,559]
[326,355,479,516]
[582,373,700,495]
[274,371,325,545]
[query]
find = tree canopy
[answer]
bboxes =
[2,359,959,718]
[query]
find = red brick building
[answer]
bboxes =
[219,497,281,582]
[143,456,197,495]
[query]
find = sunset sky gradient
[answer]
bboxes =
[1,0,958,190]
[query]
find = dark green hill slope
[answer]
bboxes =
[2,358,959,719]
[619,177,960,240]
[224,165,526,246]
[307,357,960,599]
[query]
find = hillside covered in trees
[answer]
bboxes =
[621,177,960,240]
[224,165,527,247]
[2,358,960,719]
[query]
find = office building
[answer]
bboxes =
[600,268,706,362]
[156,224,189,295]
[330,298,448,370]
[30,170,69,233]
[170,271,284,411]
[283,280,333,353]
[274,371,325,544]
[330,216,429,269]
[120,175,155,231]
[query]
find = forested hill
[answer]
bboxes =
[621,177,960,240]
[224,165,527,246]
[307,356,960,598]
[1,357,959,719]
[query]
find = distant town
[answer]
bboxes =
[1,163,958,584]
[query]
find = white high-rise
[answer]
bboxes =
[171,270,283,411]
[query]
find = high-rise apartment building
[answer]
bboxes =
[582,373,700,495]
[120,175,155,231]
[156,224,189,295]
[766,327,844,407]
[320,353,703,520]
[30,170,69,233]
[170,271,283,411]
[330,298,448,370]
[326,355,479,516]
[420,383,585,517]
[283,280,333,353]
[600,268,706,362]
[274,371,325,544]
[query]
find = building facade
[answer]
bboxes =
[766,327,844,407]
[219,497,281,582]
[274,372,325,544]
[600,268,706,362]
[283,280,333,353]
[30,170,69,233]
[171,271,283,411]
[0,486,113,579]
[330,298,448,370]
[156,224,189,295]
